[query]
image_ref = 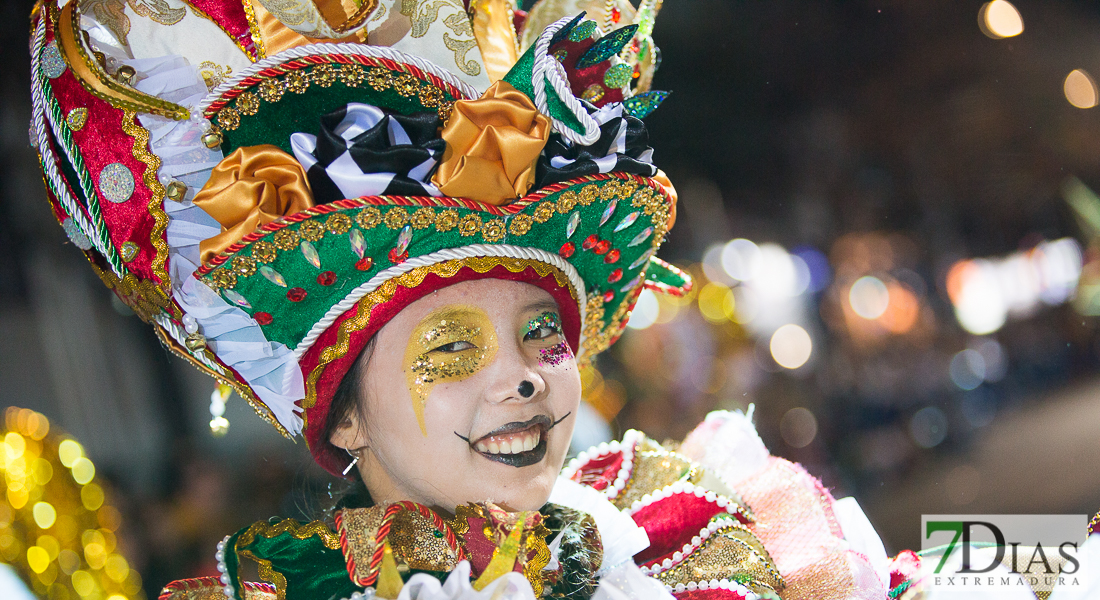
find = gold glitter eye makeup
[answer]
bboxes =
[524,311,562,341]
[403,306,498,434]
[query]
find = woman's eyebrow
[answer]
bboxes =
[522,300,559,314]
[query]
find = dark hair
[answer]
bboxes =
[319,336,377,512]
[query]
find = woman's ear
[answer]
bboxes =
[329,408,369,452]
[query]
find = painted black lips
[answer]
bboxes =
[478,437,548,468]
[455,412,572,469]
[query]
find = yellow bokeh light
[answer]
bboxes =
[697,282,735,323]
[84,542,106,570]
[7,486,29,510]
[27,545,50,573]
[5,432,26,460]
[81,483,105,511]
[58,439,83,467]
[108,596,128,600]
[1064,69,1098,109]
[104,554,129,582]
[770,324,813,369]
[37,534,59,560]
[71,457,95,485]
[33,456,54,485]
[979,1,1023,39]
[71,569,96,597]
[33,501,57,529]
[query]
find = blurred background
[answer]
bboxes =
[4,0,1100,597]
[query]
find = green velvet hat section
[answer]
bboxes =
[197,174,674,360]
[206,59,463,156]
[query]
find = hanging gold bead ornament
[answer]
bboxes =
[165,180,188,202]
[115,65,136,85]
[184,333,207,351]
[209,384,232,437]
[202,126,224,149]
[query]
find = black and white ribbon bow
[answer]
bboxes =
[534,103,658,189]
[290,103,445,203]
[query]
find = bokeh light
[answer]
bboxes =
[949,349,986,391]
[910,406,948,448]
[770,324,813,369]
[697,282,736,323]
[721,238,762,281]
[979,1,1023,39]
[780,407,818,448]
[849,276,890,319]
[1064,69,1098,109]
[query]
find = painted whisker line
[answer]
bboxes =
[550,412,571,429]
[454,432,470,442]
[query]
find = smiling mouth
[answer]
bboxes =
[457,413,570,468]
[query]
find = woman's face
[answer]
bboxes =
[330,278,581,513]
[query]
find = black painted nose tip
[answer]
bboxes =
[518,380,535,398]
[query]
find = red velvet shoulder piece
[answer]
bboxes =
[563,431,785,598]
[186,0,260,60]
[159,576,276,600]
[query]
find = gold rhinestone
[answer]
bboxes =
[286,70,309,94]
[581,83,605,103]
[312,64,338,87]
[481,219,505,242]
[458,215,481,237]
[210,269,238,289]
[508,214,533,236]
[252,241,277,263]
[298,220,325,242]
[410,208,435,229]
[556,194,577,213]
[418,86,443,108]
[217,107,240,130]
[236,91,260,115]
[202,129,224,148]
[434,209,458,232]
[325,213,352,234]
[258,78,284,102]
[273,228,300,250]
[532,203,555,223]
[185,333,207,351]
[340,64,366,87]
[120,241,139,262]
[231,255,257,277]
[115,65,136,85]
[165,181,187,202]
[437,101,455,122]
[66,107,88,131]
[356,207,383,228]
[366,68,392,92]
[393,73,419,97]
[384,207,409,229]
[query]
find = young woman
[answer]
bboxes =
[29,0,917,598]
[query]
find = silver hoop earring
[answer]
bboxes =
[342,447,359,475]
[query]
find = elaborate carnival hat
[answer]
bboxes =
[30,0,688,475]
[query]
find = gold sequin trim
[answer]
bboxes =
[236,518,341,550]
[120,110,172,297]
[237,550,288,600]
[303,257,577,409]
[90,261,172,324]
[215,63,459,129]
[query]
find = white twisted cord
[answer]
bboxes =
[196,43,480,115]
[294,243,588,358]
[532,17,601,146]
[154,312,228,375]
[29,17,124,276]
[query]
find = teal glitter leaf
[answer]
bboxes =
[623,91,669,119]
[576,25,638,69]
[550,12,587,47]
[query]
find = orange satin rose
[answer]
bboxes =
[194,145,315,263]
[431,81,551,206]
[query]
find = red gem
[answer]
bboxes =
[582,234,598,250]
[559,242,576,258]
[603,290,615,303]
[318,271,337,286]
[610,6,621,23]
[594,240,610,255]
[607,268,623,283]
[287,287,307,302]
[388,248,408,264]
[604,249,620,264]
[355,257,374,271]
[253,312,273,325]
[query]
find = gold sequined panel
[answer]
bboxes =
[337,507,386,584]
[611,436,702,510]
[160,578,277,600]
[389,509,461,571]
[653,522,785,597]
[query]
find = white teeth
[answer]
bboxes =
[473,430,542,455]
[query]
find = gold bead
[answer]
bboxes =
[185,333,207,351]
[116,65,136,85]
[165,181,187,202]
[202,129,223,149]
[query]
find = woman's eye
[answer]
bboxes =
[524,326,558,341]
[431,340,476,353]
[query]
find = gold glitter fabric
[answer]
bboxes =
[734,457,886,598]
[159,577,277,600]
[653,522,784,597]
[612,437,702,510]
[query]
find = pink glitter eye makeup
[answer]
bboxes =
[538,341,573,367]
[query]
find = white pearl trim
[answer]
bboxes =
[216,535,235,598]
[637,516,740,576]
[561,429,643,499]
[626,481,748,521]
[666,578,757,598]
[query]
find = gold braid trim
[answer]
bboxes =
[522,521,552,597]
[236,518,341,550]
[302,256,577,410]
[119,110,172,297]
[241,0,267,59]
[238,550,288,600]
